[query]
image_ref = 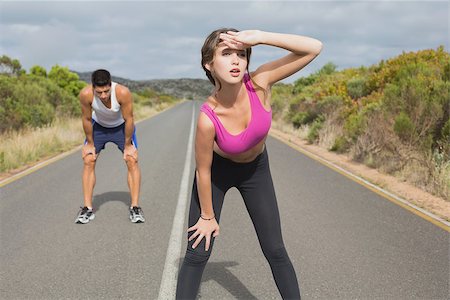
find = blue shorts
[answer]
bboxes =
[88,121,138,154]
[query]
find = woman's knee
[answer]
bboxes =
[262,245,291,266]
[183,248,211,267]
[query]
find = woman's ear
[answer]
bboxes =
[204,63,211,71]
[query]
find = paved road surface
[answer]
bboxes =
[1,101,448,299]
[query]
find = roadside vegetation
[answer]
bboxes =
[0,55,179,175]
[271,47,449,200]
[2,48,448,201]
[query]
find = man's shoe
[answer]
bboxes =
[75,206,95,224]
[129,206,145,223]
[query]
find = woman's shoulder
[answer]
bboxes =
[201,96,219,111]
[247,71,269,91]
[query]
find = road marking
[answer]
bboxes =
[270,132,450,232]
[158,102,195,299]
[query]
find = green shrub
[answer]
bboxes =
[317,95,344,115]
[393,112,414,141]
[344,113,365,141]
[291,111,317,128]
[30,65,47,77]
[330,135,350,153]
[48,65,86,97]
[271,83,292,117]
[137,88,158,98]
[441,119,450,141]
[346,77,368,99]
[307,116,324,143]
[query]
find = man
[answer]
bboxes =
[75,69,145,223]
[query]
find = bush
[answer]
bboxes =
[271,83,293,117]
[344,113,365,141]
[307,116,325,143]
[292,111,317,128]
[441,119,450,142]
[30,65,47,77]
[394,112,414,141]
[0,70,81,132]
[1,81,55,130]
[330,135,350,153]
[48,65,86,97]
[347,77,368,99]
[317,95,344,115]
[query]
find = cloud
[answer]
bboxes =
[0,1,447,82]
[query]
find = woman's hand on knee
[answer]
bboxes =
[188,218,220,251]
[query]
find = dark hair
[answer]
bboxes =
[91,69,111,87]
[201,28,252,87]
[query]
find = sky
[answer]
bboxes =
[0,0,448,83]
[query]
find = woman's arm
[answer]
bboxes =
[220,30,323,88]
[188,112,220,251]
[195,113,215,218]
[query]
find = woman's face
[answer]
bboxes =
[207,42,248,86]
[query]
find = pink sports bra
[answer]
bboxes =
[200,73,272,155]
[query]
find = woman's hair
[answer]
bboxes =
[201,28,252,88]
[91,69,111,87]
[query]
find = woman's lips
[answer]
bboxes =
[230,68,240,77]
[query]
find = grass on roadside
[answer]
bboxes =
[0,118,84,174]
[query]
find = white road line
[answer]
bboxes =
[158,103,195,300]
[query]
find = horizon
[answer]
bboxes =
[62,44,449,83]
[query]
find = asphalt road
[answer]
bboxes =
[1,101,448,299]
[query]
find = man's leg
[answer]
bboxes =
[76,153,97,224]
[82,153,97,208]
[125,156,145,223]
[115,124,144,222]
[125,155,141,208]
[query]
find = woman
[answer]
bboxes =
[176,28,322,299]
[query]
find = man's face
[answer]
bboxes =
[93,85,111,102]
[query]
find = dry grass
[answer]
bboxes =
[317,117,343,150]
[348,112,449,200]
[0,118,84,174]
[134,105,158,120]
[272,120,309,140]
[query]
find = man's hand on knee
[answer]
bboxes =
[82,144,97,161]
[123,144,138,162]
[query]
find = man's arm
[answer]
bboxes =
[79,86,96,158]
[116,85,134,145]
[116,84,137,160]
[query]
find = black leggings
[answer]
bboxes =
[176,147,301,299]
